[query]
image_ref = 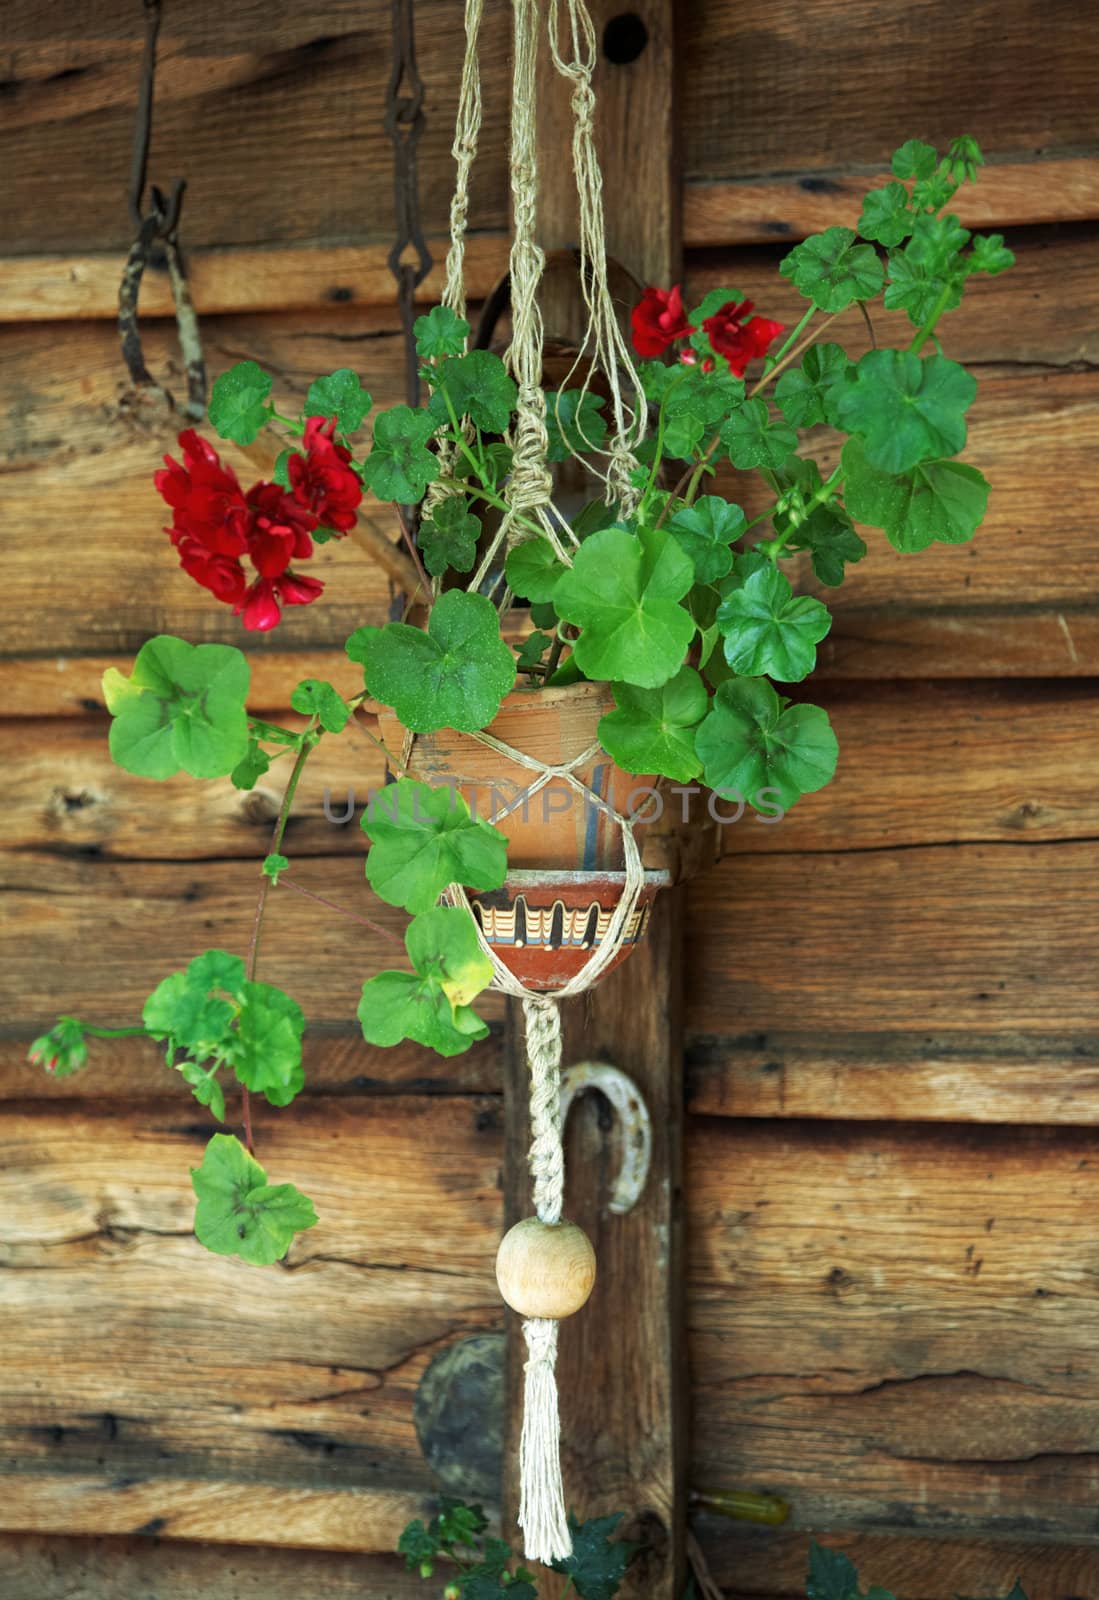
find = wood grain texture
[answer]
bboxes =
[503,889,688,1597]
[0,1095,502,1550]
[0,1534,428,1599]
[687,1117,1099,1544]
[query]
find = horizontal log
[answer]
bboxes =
[688,1117,1099,1543]
[0,1534,427,1600]
[693,1520,1099,1598]
[3,0,1096,257]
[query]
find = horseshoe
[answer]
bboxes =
[559,1062,652,1215]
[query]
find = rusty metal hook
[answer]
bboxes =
[560,1062,652,1215]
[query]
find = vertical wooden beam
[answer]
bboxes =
[504,889,687,1598]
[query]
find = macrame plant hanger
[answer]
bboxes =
[424,0,650,1565]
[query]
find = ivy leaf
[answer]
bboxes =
[429,350,518,433]
[305,369,372,435]
[696,676,839,812]
[230,739,271,792]
[289,677,349,732]
[414,305,470,359]
[546,389,608,461]
[361,777,507,913]
[103,636,250,781]
[780,226,884,312]
[361,405,440,503]
[969,232,1015,275]
[858,180,913,247]
[718,565,831,682]
[806,1539,862,1600]
[549,1512,638,1600]
[191,1134,317,1266]
[774,343,854,429]
[891,138,938,181]
[346,590,515,733]
[505,537,569,602]
[599,666,708,782]
[721,398,798,471]
[834,349,976,475]
[668,497,746,584]
[419,497,481,578]
[779,499,867,587]
[358,907,493,1058]
[553,525,696,689]
[207,360,273,445]
[262,853,289,884]
[516,630,554,670]
[841,436,989,551]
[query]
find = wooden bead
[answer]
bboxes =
[495,1218,596,1320]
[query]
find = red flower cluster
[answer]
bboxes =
[155,420,362,631]
[630,284,784,378]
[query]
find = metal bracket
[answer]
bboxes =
[560,1062,652,1216]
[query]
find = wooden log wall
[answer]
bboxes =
[1,2,1097,1596]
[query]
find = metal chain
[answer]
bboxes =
[118,0,206,418]
[385,0,433,408]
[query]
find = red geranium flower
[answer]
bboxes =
[237,571,325,632]
[630,285,693,357]
[289,415,363,532]
[702,298,785,377]
[244,481,317,577]
[176,539,248,606]
[155,429,250,557]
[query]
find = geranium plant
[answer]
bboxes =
[32,135,1012,1260]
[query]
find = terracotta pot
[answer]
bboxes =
[467,869,670,991]
[375,680,657,872]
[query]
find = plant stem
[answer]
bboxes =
[763,465,844,563]
[767,303,817,368]
[394,503,432,598]
[908,282,953,355]
[747,310,841,401]
[277,877,404,946]
[80,1023,151,1040]
[241,730,318,1154]
[350,710,415,778]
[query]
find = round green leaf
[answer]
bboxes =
[599,667,708,782]
[358,907,493,1058]
[505,537,567,602]
[305,369,372,434]
[834,349,976,475]
[207,361,273,445]
[668,497,747,584]
[841,437,989,551]
[361,405,441,503]
[720,397,798,471]
[773,344,854,430]
[362,777,507,913]
[414,306,471,359]
[104,636,250,781]
[290,677,349,732]
[717,566,831,683]
[780,227,884,312]
[553,525,696,689]
[428,350,518,434]
[191,1134,317,1265]
[695,676,838,812]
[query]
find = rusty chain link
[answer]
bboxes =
[385,0,433,408]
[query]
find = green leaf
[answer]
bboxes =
[841,437,989,551]
[273,447,297,489]
[549,1512,638,1600]
[191,1134,317,1266]
[28,1016,89,1078]
[912,168,958,212]
[358,907,493,1057]
[884,211,971,325]
[891,138,938,181]
[774,343,853,429]
[305,369,372,435]
[362,777,507,913]
[858,180,913,247]
[228,981,306,1105]
[505,537,567,602]
[546,389,608,462]
[346,590,516,733]
[718,565,831,682]
[230,740,271,791]
[721,397,798,471]
[361,405,440,503]
[262,852,289,883]
[207,361,273,445]
[104,636,250,781]
[663,365,746,457]
[834,349,976,475]
[806,1539,862,1600]
[553,525,696,689]
[599,667,708,782]
[434,1497,488,1547]
[419,497,481,578]
[780,227,884,312]
[414,305,470,359]
[695,676,838,812]
[516,630,554,670]
[668,497,746,584]
[397,1519,438,1571]
[969,232,1015,275]
[429,350,518,434]
[290,677,349,731]
[779,499,867,587]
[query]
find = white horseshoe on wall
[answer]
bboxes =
[559,1061,652,1216]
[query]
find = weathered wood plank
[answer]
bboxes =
[694,1521,1099,1599]
[0,1095,502,1550]
[503,890,688,1597]
[688,1117,1099,1544]
[0,1534,427,1600]
[3,0,1096,257]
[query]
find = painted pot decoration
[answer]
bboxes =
[467,869,670,991]
[375,680,657,873]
